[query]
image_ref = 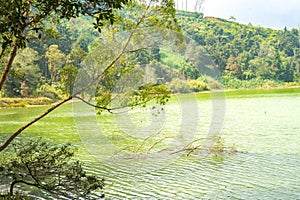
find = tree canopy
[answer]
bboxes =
[177,11,300,86]
[0,0,130,90]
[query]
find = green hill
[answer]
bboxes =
[2,9,300,98]
[175,11,300,87]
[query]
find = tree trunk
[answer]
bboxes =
[10,180,20,196]
[0,0,31,91]
[0,41,18,91]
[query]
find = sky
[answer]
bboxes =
[175,0,300,30]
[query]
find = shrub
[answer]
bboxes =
[188,79,208,92]
[36,84,62,100]
[223,75,283,89]
[0,98,54,108]
[167,78,191,93]
[198,76,222,89]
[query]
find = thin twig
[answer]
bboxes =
[146,136,172,154]
[135,129,162,153]
[73,95,113,113]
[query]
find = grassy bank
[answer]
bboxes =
[0,97,56,108]
[193,85,300,100]
[1,85,300,108]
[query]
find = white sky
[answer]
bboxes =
[175,0,300,30]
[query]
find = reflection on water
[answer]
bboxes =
[1,91,300,199]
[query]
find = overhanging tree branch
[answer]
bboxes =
[0,0,179,152]
[0,0,132,91]
[10,180,38,196]
[0,96,72,151]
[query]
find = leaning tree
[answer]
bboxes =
[0,1,181,197]
[0,0,180,151]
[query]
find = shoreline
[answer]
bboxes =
[0,97,56,109]
[1,85,300,109]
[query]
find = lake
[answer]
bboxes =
[1,88,300,199]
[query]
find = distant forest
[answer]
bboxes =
[2,11,300,97]
[177,11,300,89]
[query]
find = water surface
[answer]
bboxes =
[1,88,300,199]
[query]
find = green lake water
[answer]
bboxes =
[1,88,300,199]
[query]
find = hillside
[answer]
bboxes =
[2,10,300,98]
[176,11,300,87]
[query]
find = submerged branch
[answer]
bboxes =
[170,137,240,157]
[136,129,163,153]
[146,136,172,154]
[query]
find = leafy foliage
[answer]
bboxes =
[167,78,191,93]
[0,0,132,92]
[73,1,181,112]
[45,45,66,84]
[0,0,130,49]
[3,48,41,97]
[0,139,104,199]
[59,64,78,96]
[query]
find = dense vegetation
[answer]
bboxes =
[1,11,300,98]
[177,11,300,89]
[1,12,300,98]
